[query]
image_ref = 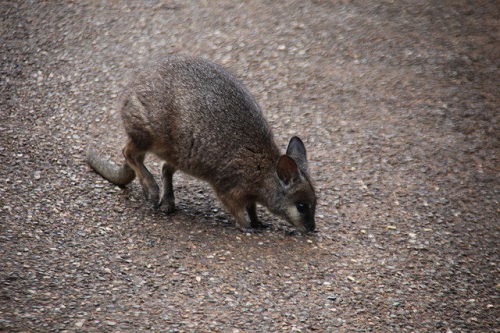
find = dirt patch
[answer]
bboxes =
[1,1,498,332]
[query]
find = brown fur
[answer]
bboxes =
[87,56,316,232]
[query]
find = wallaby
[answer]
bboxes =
[87,55,316,232]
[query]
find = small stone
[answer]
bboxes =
[332,318,344,327]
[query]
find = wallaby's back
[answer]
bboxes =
[87,56,316,232]
[122,56,280,182]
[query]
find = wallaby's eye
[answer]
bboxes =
[296,202,308,213]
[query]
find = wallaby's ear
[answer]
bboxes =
[286,136,308,171]
[277,155,299,185]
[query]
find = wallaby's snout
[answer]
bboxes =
[302,208,316,233]
[87,55,317,233]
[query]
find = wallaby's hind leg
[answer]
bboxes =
[123,140,160,207]
[159,162,176,214]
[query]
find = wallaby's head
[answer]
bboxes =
[272,137,317,233]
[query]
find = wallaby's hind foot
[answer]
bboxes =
[86,145,136,187]
[159,162,176,214]
[158,197,175,215]
[122,140,160,207]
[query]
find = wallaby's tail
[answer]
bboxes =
[86,145,136,186]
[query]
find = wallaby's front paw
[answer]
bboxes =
[250,220,268,229]
[158,197,175,215]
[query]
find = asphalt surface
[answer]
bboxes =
[1,1,499,332]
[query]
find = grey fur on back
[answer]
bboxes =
[123,56,279,184]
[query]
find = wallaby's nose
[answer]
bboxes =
[304,218,315,232]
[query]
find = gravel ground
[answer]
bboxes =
[1,1,499,332]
